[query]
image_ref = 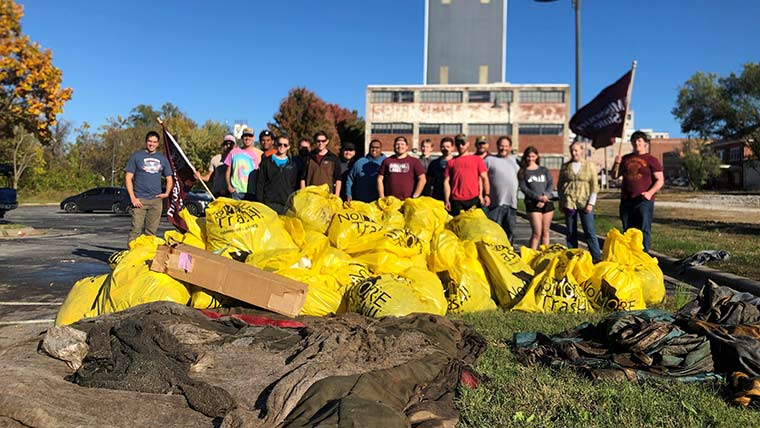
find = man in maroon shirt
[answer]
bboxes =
[377,136,426,200]
[613,130,664,252]
[444,134,490,216]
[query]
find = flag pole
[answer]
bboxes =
[612,60,637,177]
[156,117,216,200]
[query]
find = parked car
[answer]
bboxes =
[0,163,18,218]
[60,187,213,217]
[60,187,130,214]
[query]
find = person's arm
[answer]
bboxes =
[226,162,234,194]
[480,171,490,208]
[643,171,665,200]
[256,159,267,201]
[345,162,357,201]
[443,176,451,211]
[612,155,623,179]
[125,172,142,208]
[334,180,342,197]
[586,162,599,212]
[377,174,385,199]
[412,174,426,198]
[543,168,554,201]
[159,175,173,198]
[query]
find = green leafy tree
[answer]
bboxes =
[679,139,722,190]
[673,62,760,172]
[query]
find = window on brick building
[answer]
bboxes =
[542,155,565,169]
[468,90,513,104]
[419,123,462,135]
[371,123,413,134]
[419,91,463,103]
[468,123,512,135]
[519,90,565,103]
[371,91,414,103]
[518,124,564,135]
[730,147,741,162]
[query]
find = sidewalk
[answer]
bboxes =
[512,212,760,297]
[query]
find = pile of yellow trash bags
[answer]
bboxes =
[56,185,665,325]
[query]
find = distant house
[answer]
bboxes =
[708,140,759,190]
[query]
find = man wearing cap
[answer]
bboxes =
[256,135,299,214]
[339,142,357,200]
[612,130,664,252]
[225,127,262,200]
[427,137,454,201]
[444,134,490,216]
[260,130,276,158]
[485,136,520,244]
[195,134,236,198]
[475,136,491,159]
[377,136,426,200]
[300,131,342,195]
[346,139,386,202]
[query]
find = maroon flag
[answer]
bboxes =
[570,68,634,149]
[162,126,195,232]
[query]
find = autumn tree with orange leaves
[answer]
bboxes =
[0,0,72,142]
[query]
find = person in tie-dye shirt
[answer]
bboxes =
[225,127,262,200]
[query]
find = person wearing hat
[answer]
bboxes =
[475,136,491,159]
[444,134,490,216]
[195,134,236,197]
[339,142,357,200]
[260,130,276,158]
[225,127,262,200]
[612,130,664,252]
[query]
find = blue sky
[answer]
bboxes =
[19,0,760,139]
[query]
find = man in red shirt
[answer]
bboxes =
[377,136,426,200]
[444,134,490,216]
[612,130,664,252]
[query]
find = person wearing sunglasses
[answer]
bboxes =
[195,134,236,198]
[443,134,490,216]
[300,131,342,196]
[255,135,299,214]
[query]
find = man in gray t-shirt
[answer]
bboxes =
[124,131,173,244]
[484,136,519,244]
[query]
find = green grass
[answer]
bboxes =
[452,309,758,427]
[17,189,73,204]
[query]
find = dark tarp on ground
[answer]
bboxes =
[16,301,485,428]
[514,280,760,406]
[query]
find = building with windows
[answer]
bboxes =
[425,0,506,85]
[365,83,571,179]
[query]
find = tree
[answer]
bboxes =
[673,63,760,171]
[326,103,365,152]
[5,125,44,189]
[679,139,721,190]
[0,0,73,142]
[269,88,341,152]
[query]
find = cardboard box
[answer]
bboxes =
[150,244,308,317]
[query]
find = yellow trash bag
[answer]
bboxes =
[512,256,592,314]
[205,198,297,259]
[353,250,418,275]
[476,239,534,309]
[375,196,405,228]
[106,235,191,313]
[342,227,425,258]
[346,267,447,318]
[281,215,306,247]
[107,250,128,270]
[580,261,646,311]
[447,208,509,245]
[522,243,567,273]
[327,208,384,250]
[403,197,449,253]
[277,267,345,316]
[246,248,312,272]
[189,286,225,309]
[428,231,496,313]
[164,208,206,249]
[56,274,109,325]
[603,228,665,305]
[287,184,343,234]
[345,200,383,223]
[312,246,372,289]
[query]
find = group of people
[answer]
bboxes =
[124,128,664,259]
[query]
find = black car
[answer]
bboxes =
[60,187,213,216]
[0,163,18,218]
[60,187,131,214]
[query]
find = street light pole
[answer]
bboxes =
[573,0,581,114]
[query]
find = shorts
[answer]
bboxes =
[525,200,555,213]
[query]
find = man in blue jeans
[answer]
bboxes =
[613,130,664,252]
